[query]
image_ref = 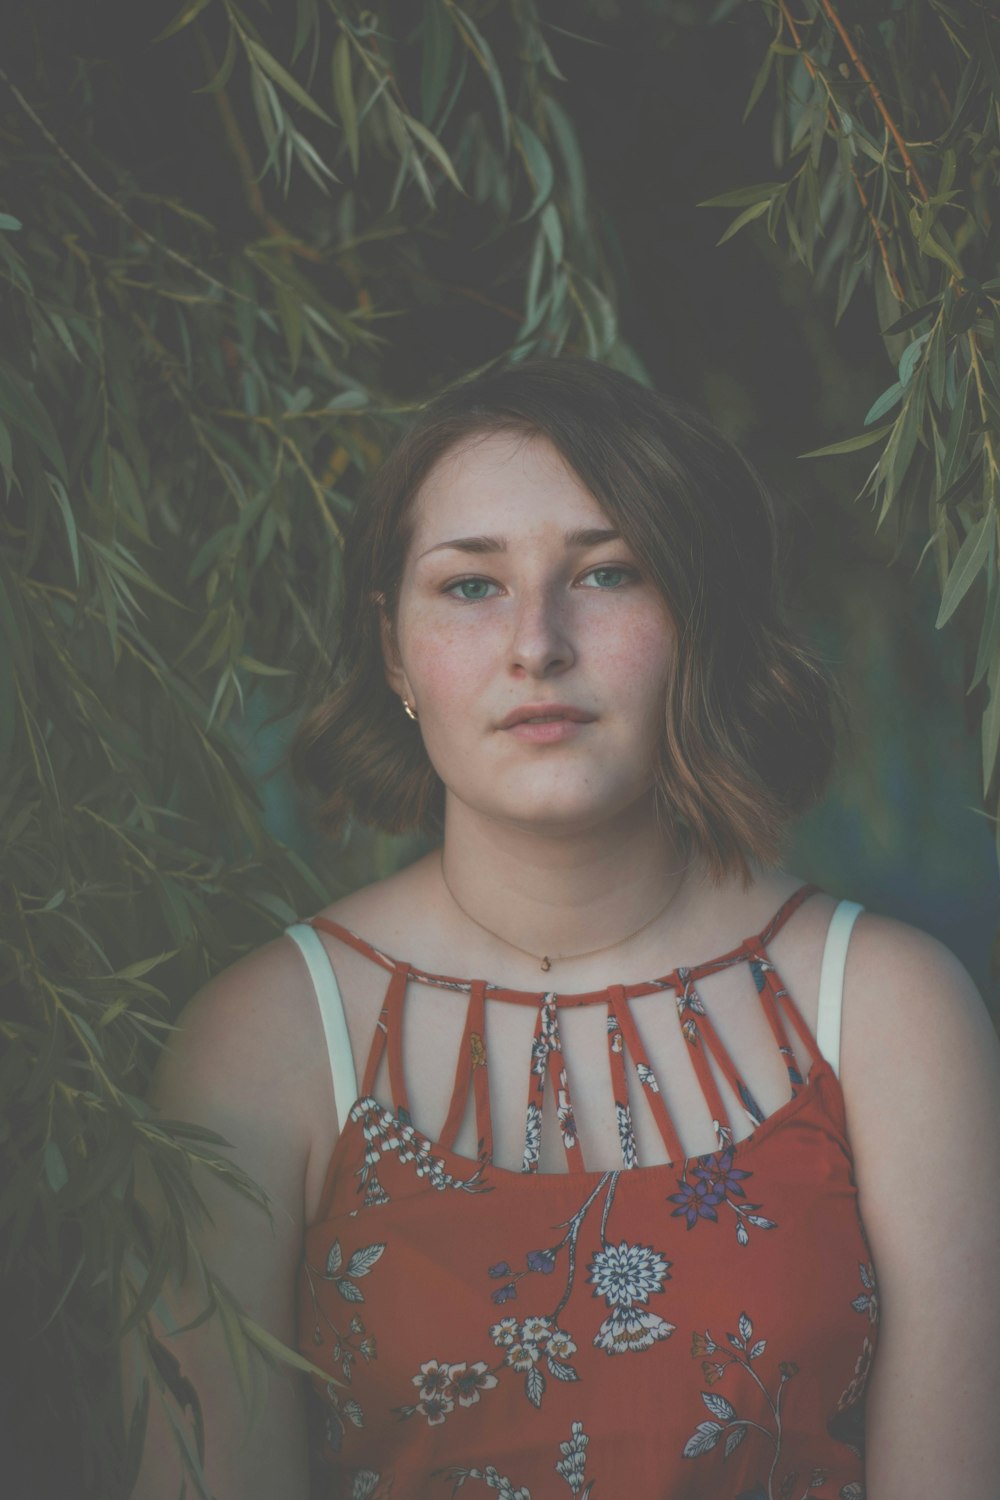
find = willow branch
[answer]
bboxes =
[817,0,930,201]
[776,1,906,302]
[0,65,249,302]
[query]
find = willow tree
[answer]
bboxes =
[0,2,627,1493]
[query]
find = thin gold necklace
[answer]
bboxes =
[438,851,690,973]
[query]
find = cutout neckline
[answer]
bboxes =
[308,881,822,1006]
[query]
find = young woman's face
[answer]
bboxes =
[385,430,676,834]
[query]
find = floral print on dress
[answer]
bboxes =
[684,1310,869,1500]
[351,1096,492,1207]
[295,887,875,1496]
[668,1150,778,1245]
[435,1418,597,1498]
[301,1236,385,1450]
[487,1172,675,1362]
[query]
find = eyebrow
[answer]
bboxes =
[417,527,622,560]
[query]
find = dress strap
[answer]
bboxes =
[523,995,584,1173]
[437,980,493,1163]
[815,900,864,1078]
[285,923,358,1134]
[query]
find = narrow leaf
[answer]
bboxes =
[247,40,335,127]
[936,514,993,628]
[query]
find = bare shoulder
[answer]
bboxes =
[838,908,1000,1184]
[148,932,335,1198]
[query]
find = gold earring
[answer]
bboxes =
[402,697,418,721]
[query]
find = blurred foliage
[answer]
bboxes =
[0,0,997,1496]
[0,1,629,1493]
[697,0,1000,847]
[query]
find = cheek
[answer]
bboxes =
[400,610,485,705]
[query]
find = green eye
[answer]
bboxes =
[586,566,631,588]
[449,578,495,601]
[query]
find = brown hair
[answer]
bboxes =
[289,357,842,885]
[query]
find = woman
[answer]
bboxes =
[138,359,1000,1498]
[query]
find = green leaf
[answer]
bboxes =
[715,198,770,246]
[513,116,553,222]
[743,44,775,123]
[153,0,216,44]
[246,39,335,128]
[864,382,904,426]
[332,34,359,175]
[798,423,894,459]
[881,301,941,337]
[421,0,456,125]
[698,182,784,209]
[0,363,68,481]
[452,6,510,155]
[196,25,237,94]
[936,514,993,628]
[47,474,80,584]
[972,570,1000,690]
[403,113,464,195]
[983,653,1000,796]
[0,213,22,232]
[116,950,181,980]
[43,1140,69,1194]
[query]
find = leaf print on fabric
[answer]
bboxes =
[344,1470,390,1500]
[828,1258,880,1458]
[668,1149,777,1245]
[683,1311,804,1500]
[434,1417,597,1499]
[320,1237,386,1303]
[302,1237,383,1445]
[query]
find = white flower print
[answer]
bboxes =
[531,994,560,1076]
[490,1316,519,1348]
[507,1339,540,1373]
[557,1069,578,1151]
[547,1329,577,1361]
[555,1418,590,1494]
[594,1306,675,1355]
[412,1359,453,1401]
[587,1239,670,1307]
[636,1061,660,1093]
[416,1390,454,1424]
[615,1102,638,1170]
[449,1361,499,1407]
[521,1314,554,1344]
[521,1100,542,1172]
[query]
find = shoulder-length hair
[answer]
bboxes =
[289,357,842,886]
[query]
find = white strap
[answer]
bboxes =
[285,923,358,1133]
[815,900,864,1078]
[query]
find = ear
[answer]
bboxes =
[378,601,410,702]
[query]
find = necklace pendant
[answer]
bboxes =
[540,956,551,972]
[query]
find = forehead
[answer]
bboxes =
[409,430,611,540]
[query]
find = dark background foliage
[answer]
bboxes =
[1,1,997,1495]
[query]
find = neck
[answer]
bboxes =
[438,792,700,967]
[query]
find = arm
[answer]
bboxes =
[127,935,334,1500]
[840,914,1000,1499]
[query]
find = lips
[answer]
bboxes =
[498,703,597,730]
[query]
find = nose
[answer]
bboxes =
[508,584,576,679]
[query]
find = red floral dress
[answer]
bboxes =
[296,883,877,1500]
